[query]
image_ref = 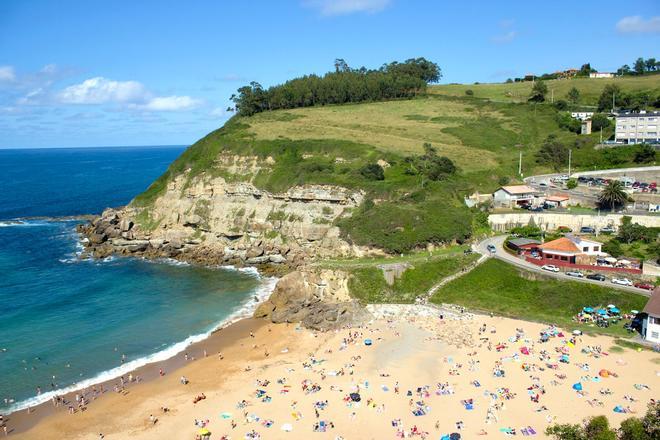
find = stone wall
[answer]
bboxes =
[488,212,660,232]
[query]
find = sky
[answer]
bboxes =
[0,0,659,149]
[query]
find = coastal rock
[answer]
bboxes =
[89,232,107,244]
[119,218,134,232]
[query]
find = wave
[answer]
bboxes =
[0,220,53,228]
[4,273,278,414]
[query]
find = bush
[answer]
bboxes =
[591,113,611,131]
[359,163,385,181]
[465,89,474,96]
[553,100,569,110]
[556,112,582,134]
[602,239,623,257]
[566,178,578,189]
[634,144,656,163]
[509,225,543,238]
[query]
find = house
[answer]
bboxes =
[507,238,541,252]
[493,185,539,208]
[589,72,614,79]
[571,112,594,121]
[642,288,660,344]
[537,235,603,265]
[581,119,592,135]
[615,111,660,144]
[544,195,569,208]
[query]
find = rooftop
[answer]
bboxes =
[499,185,538,195]
[616,111,660,118]
[546,195,569,202]
[539,237,581,253]
[508,238,541,247]
[643,288,660,316]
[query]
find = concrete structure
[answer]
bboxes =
[615,111,660,144]
[589,72,614,79]
[507,238,541,252]
[488,212,660,233]
[642,288,660,344]
[537,236,602,265]
[493,185,539,208]
[571,112,594,121]
[581,119,592,135]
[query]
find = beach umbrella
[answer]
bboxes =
[631,310,639,315]
[572,330,582,335]
[364,339,372,346]
[597,309,608,315]
[198,428,211,435]
[350,392,361,402]
[607,304,616,309]
[609,307,620,314]
[572,382,583,391]
[441,436,450,440]
[614,405,625,413]
[583,307,594,313]
[281,423,293,432]
[450,433,462,440]
[618,259,631,265]
[605,257,617,263]
[599,369,610,378]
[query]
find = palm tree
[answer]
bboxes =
[598,181,628,210]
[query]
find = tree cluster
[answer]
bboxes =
[597,84,660,112]
[546,401,659,440]
[404,143,456,182]
[535,135,568,171]
[230,58,441,116]
[616,57,659,76]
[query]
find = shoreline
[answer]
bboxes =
[5,317,268,436]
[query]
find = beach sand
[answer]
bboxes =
[6,307,659,439]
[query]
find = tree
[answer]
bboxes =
[598,181,628,210]
[633,144,656,163]
[567,87,580,105]
[566,178,577,189]
[404,143,456,182]
[334,58,350,73]
[359,163,385,181]
[578,63,595,77]
[591,113,611,131]
[536,135,568,171]
[619,417,651,440]
[597,84,621,112]
[617,64,631,76]
[602,240,623,257]
[634,57,647,75]
[529,80,548,102]
[645,58,657,73]
[546,415,616,440]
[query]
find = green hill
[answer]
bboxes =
[133,75,659,254]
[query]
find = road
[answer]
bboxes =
[473,235,652,297]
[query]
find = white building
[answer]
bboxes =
[615,111,660,144]
[642,289,660,344]
[589,72,614,79]
[571,112,593,121]
[493,185,539,208]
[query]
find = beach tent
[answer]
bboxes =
[281,423,293,432]
[350,392,361,402]
[364,339,372,346]
[572,382,583,391]
[614,405,625,413]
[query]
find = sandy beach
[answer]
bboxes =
[5,305,659,440]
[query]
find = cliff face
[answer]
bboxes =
[79,161,367,268]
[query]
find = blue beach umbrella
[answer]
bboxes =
[364,339,372,346]
[572,382,583,391]
[609,307,620,314]
[583,307,594,313]
[597,309,608,315]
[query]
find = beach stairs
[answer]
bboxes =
[419,248,489,305]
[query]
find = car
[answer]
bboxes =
[486,244,496,254]
[565,271,584,278]
[579,226,595,234]
[586,273,606,282]
[541,264,560,272]
[538,182,548,188]
[634,282,654,291]
[611,278,633,286]
[530,206,544,212]
[599,226,616,234]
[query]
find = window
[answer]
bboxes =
[594,246,599,252]
[651,316,660,325]
[583,246,588,252]
[561,256,568,261]
[652,331,659,340]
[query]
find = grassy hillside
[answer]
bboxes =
[431,259,647,337]
[431,75,660,107]
[133,75,658,253]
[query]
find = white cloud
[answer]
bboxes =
[138,96,203,111]
[616,16,660,34]
[304,0,391,16]
[491,30,517,44]
[0,66,16,82]
[58,77,149,104]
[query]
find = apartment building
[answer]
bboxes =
[615,111,660,144]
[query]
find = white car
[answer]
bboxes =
[565,271,584,278]
[611,278,633,286]
[541,264,560,272]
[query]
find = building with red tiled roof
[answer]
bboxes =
[536,235,603,265]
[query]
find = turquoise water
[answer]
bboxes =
[0,147,271,412]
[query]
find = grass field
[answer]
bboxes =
[430,75,660,107]
[430,259,648,338]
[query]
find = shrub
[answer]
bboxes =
[566,178,577,189]
[591,113,611,131]
[634,144,656,163]
[553,100,569,110]
[465,89,474,96]
[359,163,385,181]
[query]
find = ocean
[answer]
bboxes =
[0,146,273,413]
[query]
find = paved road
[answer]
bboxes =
[474,235,652,297]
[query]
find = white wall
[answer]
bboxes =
[643,315,660,344]
[488,212,660,232]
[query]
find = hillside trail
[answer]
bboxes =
[419,247,489,304]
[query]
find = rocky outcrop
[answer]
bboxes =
[254,269,371,331]
[78,170,370,269]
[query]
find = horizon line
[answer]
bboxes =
[0,144,189,151]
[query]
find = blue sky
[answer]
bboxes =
[1,0,658,148]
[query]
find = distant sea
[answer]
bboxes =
[0,146,274,413]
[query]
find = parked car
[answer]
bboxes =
[611,278,633,286]
[586,273,606,282]
[541,264,560,272]
[599,226,616,234]
[634,282,654,291]
[487,244,496,254]
[579,226,595,234]
[530,206,544,212]
[565,271,584,278]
